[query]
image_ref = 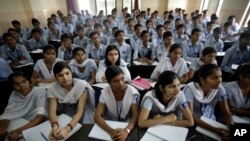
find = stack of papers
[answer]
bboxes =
[133,61,158,66]
[196,116,228,141]
[30,49,43,54]
[131,76,151,90]
[88,120,128,140]
[140,125,188,141]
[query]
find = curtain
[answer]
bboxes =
[134,0,138,9]
[66,0,78,12]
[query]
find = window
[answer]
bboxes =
[96,0,106,15]
[123,0,133,14]
[106,0,116,15]
[240,0,250,27]
[78,0,91,12]
[216,0,224,16]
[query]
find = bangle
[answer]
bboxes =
[67,123,73,131]
[125,128,130,133]
[51,122,59,128]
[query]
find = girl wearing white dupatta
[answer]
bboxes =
[139,71,193,128]
[48,62,95,140]
[183,64,233,140]
[151,43,189,84]
[94,66,139,141]
[0,72,47,141]
[224,63,250,116]
[69,47,97,85]
[31,45,63,85]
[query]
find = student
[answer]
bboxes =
[86,31,106,64]
[152,25,164,49]
[47,21,61,41]
[0,33,33,67]
[204,27,224,52]
[124,18,135,37]
[0,72,47,141]
[173,24,189,45]
[113,30,132,63]
[130,24,142,48]
[73,26,90,49]
[156,31,173,61]
[47,62,95,140]
[31,45,62,85]
[181,28,204,63]
[139,71,194,128]
[189,47,217,79]
[26,28,48,51]
[183,64,233,140]
[224,63,250,116]
[103,19,112,37]
[11,20,27,40]
[58,33,79,61]
[109,27,119,45]
[201,21,214,43]
[133,30,156,65]
[94,66,139,141]
[69,47,97,85]
[60,16,74,35]
[94,23,109,46]
[96,45,131,83]
[8,28,26,45]
[151,43,189,84]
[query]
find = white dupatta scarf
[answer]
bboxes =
[141,90,181,113]
[187,82,219,104]
[0,87,47,120]
[68,58,91,68]
[101,85,139,119]
[39,58,62,79]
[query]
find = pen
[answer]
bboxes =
[40,132,49,141]
[186,135,196,141]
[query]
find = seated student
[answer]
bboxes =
[60,16,74,36]
[189,47,217,79]
[133,30,157,65]
[173,24,189,45]
[11,20,27,40]
[103,19,112,37]
[58,33,79,61]
[94,66,139,141]
[113,30,132,63]
[221,22,236,42]
[94,23,109,46]
[224,63,250,117]
[47,62,95,140]
[8,28,26,45]
[181,28,204,63]
[151,44,189,84]
[156,31,173,61]
[0,33,33,68]
[0,72,47,141]
[183,64,233,140]
[26,28,48,51]
[204,27,224,52]
[69,47,97,85]
[96,45,131,83]
[31,45,62,85]
[86,31,106,65]
[108,27,119,45]
[124,18,135,38]
[201,21,214,43]
[73,26,90,49]
[130,24,142,48]
[221,31,250,79]
[139,71,194,128]
[47,21,61,41]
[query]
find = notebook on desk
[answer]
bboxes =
[88,120,128,141]
[140,125,188,141]
[22,114,82,141]
[131,76,151,90]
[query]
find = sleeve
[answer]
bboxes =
[141,98,154,111]
[132,94,140,104]
[217,87,228,102]
[96,62,106,83]
[221,48,234,73]
[57,47,65,60]
[19,45,33,65]
[90,60,97,71]
[98,92,106,103]
[33,60,40,72]
[133,45,139,60]
[150,44,157,60]
[179,93,188,109]
[181,42,195,63]
[120,66,131,82]
[35,89,48,116]
[183,86,195,103]
[126,45,131,63]
[189,60,198,71]
[204,40,210,48]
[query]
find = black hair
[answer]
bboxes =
[94,23,102,29]
[43,44,57,54]
[213,27,221,33]
[31,28,41,35]
[76,26,84,31]
[8,71,27,89]
[2,33,15,40]
[112,27,119,32]
[31,18,40,25]
[105,66,124,83]
[11,20,21,25]
[104,45,121,66]
[60,33,71,41]
[73,47,85,57]
[134,24,142,30]
[229,63,250,81]
[191,28,201,35]
[169,43,181,53]
[89,31,100,39]
[156,25,164,31]
[176,24,185,30]
[8,28,17,33]
[141,30,149,38]
[240,31,250,39]
[202,47,217,56]
[154,71,179,105]
[114,30,124,38]
[192,64,220,85]
[53,62,72,76]
[163,31,173,39]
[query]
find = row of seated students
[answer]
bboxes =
[0,60,250,141]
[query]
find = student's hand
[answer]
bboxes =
[54,127,69,140]
[110,129,119,141]
[115,128,129,141]
[8,130,21,141]
[146,59,154,65]
[19,56,27,61]
[153,114,162,119]
[48,129,56,141]
[101,75,107,82]
[10,60,19,67]
[215,128,229,137]
[164,113,177,123]
[0,127,8,139]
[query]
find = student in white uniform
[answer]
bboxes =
[156,31,173,61]
[224,63,250,117]
[73,26,90,49]
[151,43,189,84]
[69,47,97,85]
[139,71,194,128]
[204,27,224,52]
[188,47,217,79]
[48,62,95,140]
[94,66,139,141]
[31,45,62,86]
[96,45,131,83]
[0,72,47,141]
[183,64,233,140]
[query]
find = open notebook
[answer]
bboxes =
[22,114,82,141]
[88,120,128,141]
[140,125,188,141]
[196,116,228,141]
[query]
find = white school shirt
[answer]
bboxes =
[113,42,132,62]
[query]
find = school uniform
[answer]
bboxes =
[73,36,90,49]
[0,57,13,82]
[86,43,106,60]
[113,42,132,62]
[60,23,74,35]
[173,34,189,45]
[57,44,79,61]
[181,39,204,63]
[47,29,61,41]
[204,36,224,52]
[133,41,156,60]
[26,37,48,51]
[189,58,217,72]
[156,44,170,61]
[152,35,164,48]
